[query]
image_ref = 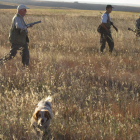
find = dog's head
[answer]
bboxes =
[33,110,51,126]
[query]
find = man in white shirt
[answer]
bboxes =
[0,4,33,66]
[100,5,114,53]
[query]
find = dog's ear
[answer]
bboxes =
[44,110,51,119]
[33,110,40,121]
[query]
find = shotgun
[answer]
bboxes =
[26,20,41,28]
[128,28,136,33]
[128,28,140,36]
[111,21,118,32]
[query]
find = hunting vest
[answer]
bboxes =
[9,13,27,45]
[104,12,111,30]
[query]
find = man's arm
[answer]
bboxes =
[14,16,27,30]
[101,23,108,31]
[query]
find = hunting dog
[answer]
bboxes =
[31,96,53,135]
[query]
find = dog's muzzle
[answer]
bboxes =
[39,119,45,126]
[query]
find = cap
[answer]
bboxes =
[106,5,114,9]
[17,4,29,11]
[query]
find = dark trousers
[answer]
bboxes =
[0,43,29,66]
[100,33,114,53]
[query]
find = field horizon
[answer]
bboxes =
[0,0,140,12]
[0,8,140,140]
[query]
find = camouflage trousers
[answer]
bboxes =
[0,43,29,66]
[100,32,114,53]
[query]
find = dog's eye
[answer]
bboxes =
[44,111,50,119]
[38,113,41,118]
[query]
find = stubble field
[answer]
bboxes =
[0,9,140,140]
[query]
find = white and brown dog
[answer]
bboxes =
[31,96,53,135]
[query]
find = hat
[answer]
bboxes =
[106,5,114,9]
[17,4,29,11]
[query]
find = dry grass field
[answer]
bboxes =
[0,8,140,140]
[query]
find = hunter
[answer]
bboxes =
[136,14,140,36]
[100,5,114,53]
[0,4,33,66]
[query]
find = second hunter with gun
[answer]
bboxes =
[99,5,118,53]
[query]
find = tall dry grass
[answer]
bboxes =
[0,9,140,140]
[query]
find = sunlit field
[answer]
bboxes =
[0,8,140,140]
